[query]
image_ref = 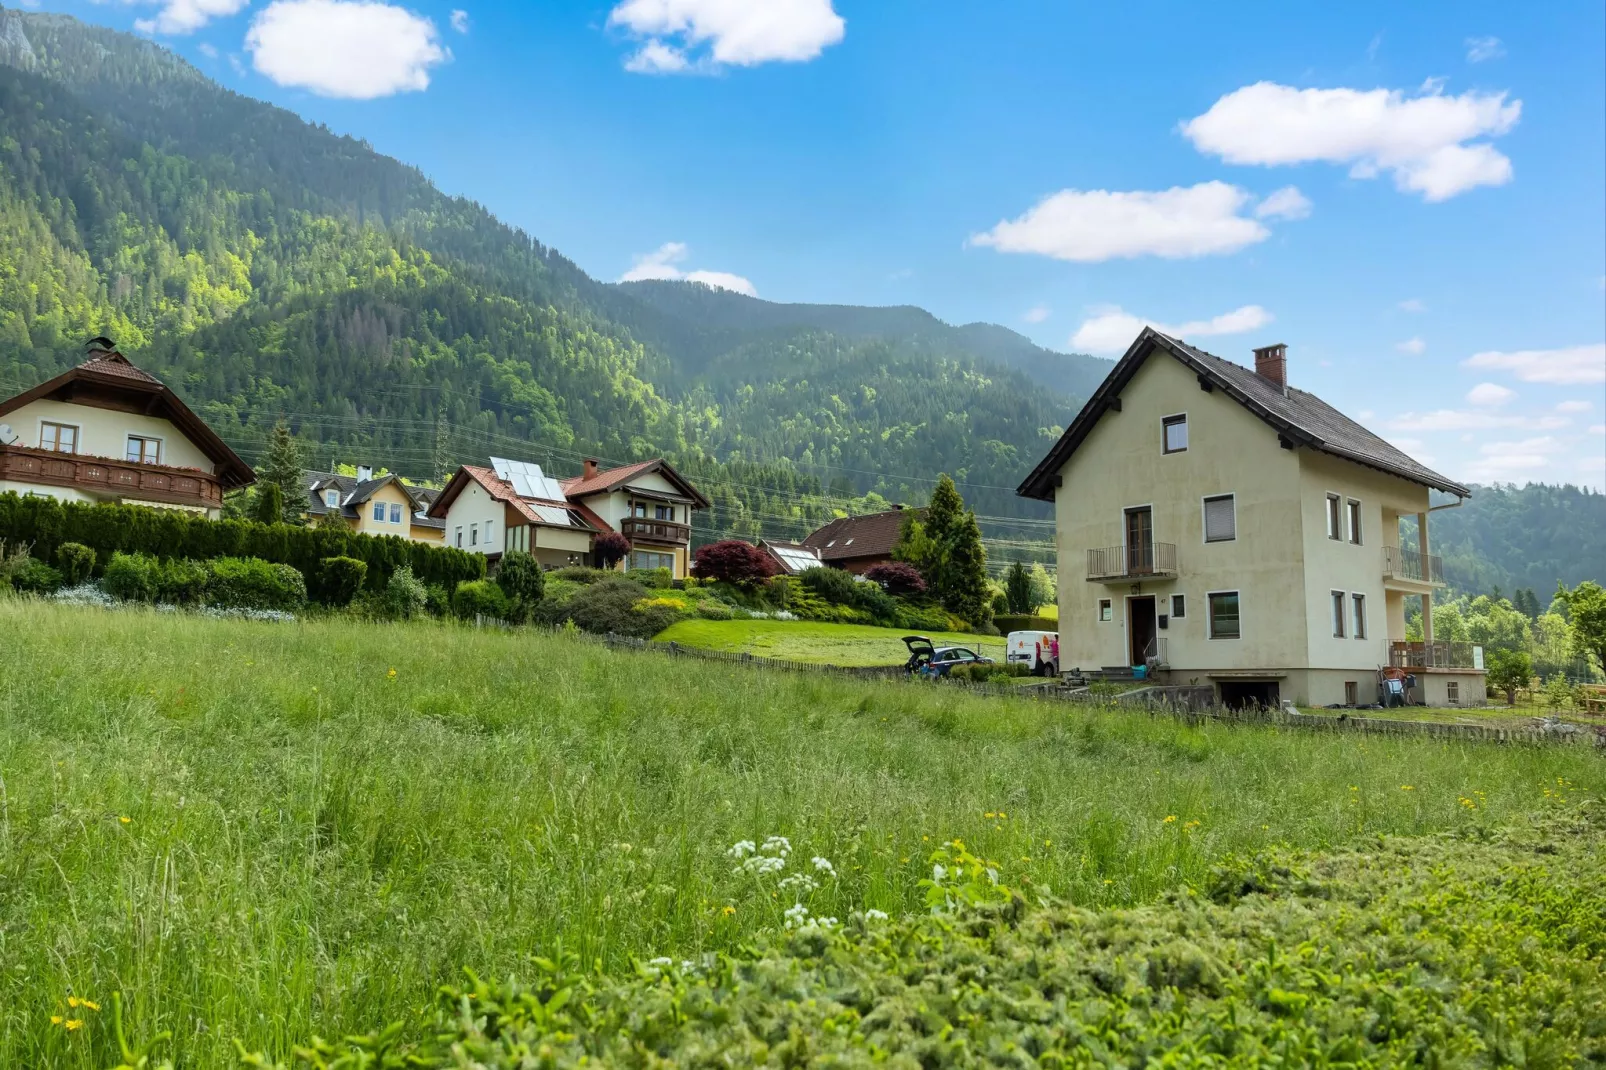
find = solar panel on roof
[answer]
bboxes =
[489,456,567,502]
[533,504,573,527]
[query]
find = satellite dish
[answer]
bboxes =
[0,424,17,446]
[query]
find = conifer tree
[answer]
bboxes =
[1004,560,1035,615]
[945,509,991,626]
[251,482,284,526]
[260,421,304,524]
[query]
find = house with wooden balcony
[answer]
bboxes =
[429,455,708,576]
[0,339,253,519]
[1019,328,1484,709]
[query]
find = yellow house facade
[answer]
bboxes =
[1019,329,1483,709]
[304,469,445,544]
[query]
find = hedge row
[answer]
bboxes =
[252,807,1606,1067]
[0,493,483,593]
[994,614,1056,634]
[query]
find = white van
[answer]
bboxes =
[1006,630,1058,676]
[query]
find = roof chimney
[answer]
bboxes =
[356,464,373,483]
[1253,343,1288,391]
[582,458,599,480]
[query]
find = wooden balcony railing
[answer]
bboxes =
[622,516,691,544]
[0,443,223,509]
[1389,641,1483,671]
[1383,545,1445,586]
[1086,542,1178,582]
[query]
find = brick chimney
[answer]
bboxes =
[1253,343,1288,390]
[582,458,599,481]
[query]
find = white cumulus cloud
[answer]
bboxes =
[1465,36,1504,63]
[1255,185,1312,220]
[449,8,467,33]
[246,0,448,99]
[609,0,844,74]
[1463,343,1606,385]
[970,181,1297,263]
[1180,81,1521,201]
[1556,400,1592,413]
[133,0,249,35]
[1465,382,1514,406]
[1396,337,1426,355]
[1388,409,1567,432]
[1070,303,1272,355]
[619,242,756,296]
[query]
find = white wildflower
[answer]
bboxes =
[784,903,811,928]
[735,854,785,876]
[932,863,947,883]
[778,873,819,894]
[761,835,792,858]
[727,840,757,860]
[648,956,673,967]
[865,909,889,921]
[811,856,835,876]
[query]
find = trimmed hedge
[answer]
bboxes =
[0,492,482,602]
[254,808,1606,1068]
[453,579,509,620]
[56,542,96,585]
[994,614,1056,634]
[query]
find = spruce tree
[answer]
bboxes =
[260,421,304,524]
[945,509,991,626]
[252,482,284,526]
[1004,560,1034,615]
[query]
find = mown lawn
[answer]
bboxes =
[654,617,995,665]
[0,600,1599,1067]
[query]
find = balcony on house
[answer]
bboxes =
[0,442,224,510]
[1086,542,1178,582]
[1388,640,1482,671]
[621,516,691,544]
[1383,544,1445,586]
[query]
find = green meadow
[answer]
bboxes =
[653,617,993,665]
[0,600,1599,1066]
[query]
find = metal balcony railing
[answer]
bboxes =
[1383,545,1445,585]
[1086,542,1178,582]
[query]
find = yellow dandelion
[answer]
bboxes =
[1163,815,1177,824]
[721,905,736,916]
[1400,785,1414,792]
[984,812,996,819]
[65,1019,84,1031]
[387,668,398,680]
[50,1016,62,1025]
[118,816,131,825]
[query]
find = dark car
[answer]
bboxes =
[902,635,995,677]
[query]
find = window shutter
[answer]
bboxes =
[1203,495,1236,542]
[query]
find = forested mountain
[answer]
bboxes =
[0,4,1092,548]
[1433,483,1606,596]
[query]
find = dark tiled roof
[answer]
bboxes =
[1018,328,1471,500]
[802,509,912,562]
[303,469,444,526]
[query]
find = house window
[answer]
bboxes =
[1326,494,1342,540]
[1208,592,1240,639]
[373,502,386,521]
[1170,593,1186,619]
[1347,499,1362,545]
[1344,681,1358,706]
[1352,593,1367,639]
[470,526,478,546]
[1202,494,1236,543]
[1447,681,1460,704]
[1331,590,1346,638]
[654,504,674,521]
[125,435,161,464]
[455,526,463,548]
[1162,414,1188,454]
[1098,599,1113,622]
[483,521,493,544]
[633,502,648,518]
[631,550,675,571]
[40,422,78,453]
[326,489,339,508]
[389,503,402,524]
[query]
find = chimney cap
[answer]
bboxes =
[1252,342,1288,391]
[1252,342,1288,358]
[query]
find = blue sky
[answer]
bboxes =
[27,0,1606,489]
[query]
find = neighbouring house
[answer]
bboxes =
[758,539,822,575]
[801,507,913,574]
[303,467,445,544]
[1018,329,1484,709]
[0,339,254,519]
[428,455,709,577]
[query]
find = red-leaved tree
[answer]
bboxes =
[864,561,926,598]
[593,531,631,569]
[694,540,778,586]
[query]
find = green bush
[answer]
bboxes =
[206,557,307,611]
[993,614,1056,634]
[318,557,368,607]
[895,602,953,632]
[537,577,673,638]
[385,566,430,620]
[256,809,1606,1069]
[496,551,545,623]
[0,492,482,599]
[695,599,734,620]
[156,558,209,605]
[550,566,610,585]
[103,551,159,602]
[626,566,673,589]
[453,579,510,621]
[55,542,96,585]
[9,558,62,594]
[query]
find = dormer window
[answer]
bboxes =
[326,489,339,508]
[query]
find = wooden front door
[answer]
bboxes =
[1125,507,1153,575]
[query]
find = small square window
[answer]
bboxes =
[1162,414,1188,454]
[1208,592,1240,639]
[1170,593,1186,618]
[389,503,402,523]
[373,502,386,522]
[326,489,339,508]
[1098,599,1113,622]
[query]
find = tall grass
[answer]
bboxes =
[0,600,1597,1067]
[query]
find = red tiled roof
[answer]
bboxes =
[78,352,161,384]
[802,509,914,562]
[559,458,661,499]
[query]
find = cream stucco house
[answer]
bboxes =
[429,456,709,576]
[303,468,446,544]
[1018,329,1484,709]
[0,340,254,518]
